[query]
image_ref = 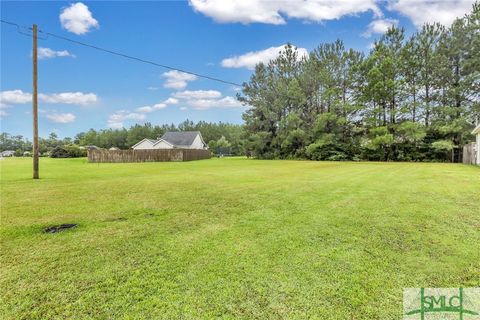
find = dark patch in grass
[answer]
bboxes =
[104,217,127,222]
[44,224,77,233]
[144,213,156,218]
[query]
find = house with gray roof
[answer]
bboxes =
[131,131,207,150]
[0,150,15,157]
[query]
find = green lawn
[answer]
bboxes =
[1,157,479,319]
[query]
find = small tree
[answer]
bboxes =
[14,149,23,157]
[215,136,231,156]
[431,140,454,162]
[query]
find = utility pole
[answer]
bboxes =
[32,24,39,179]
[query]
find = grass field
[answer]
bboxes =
[1,157,479,319]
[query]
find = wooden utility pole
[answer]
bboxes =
[32,24,39,179]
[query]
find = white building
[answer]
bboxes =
[473,124,480,165]
[132,131,207,150]
[0,150,15,157]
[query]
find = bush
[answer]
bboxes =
[431,140,454,152]
[50,147,70,158]
[431,140,454,162]
[306,134,349,161]
[50,145,87,158]
[65,145,87,157]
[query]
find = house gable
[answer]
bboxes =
[152,138,174,149]
[191,134,207,149]
[131,138,156,150]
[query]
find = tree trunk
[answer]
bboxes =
[453,58,462,162]
[425,85,430,127]
[412,79,416,122]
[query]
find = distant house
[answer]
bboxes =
[109,147,120,151]
[84,145,100,150]
[132,131,207,150]
[0,150,15,157]
[473,124,480,165]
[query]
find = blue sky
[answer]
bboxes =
[1,0,475,138]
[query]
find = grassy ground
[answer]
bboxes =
[1,157,479,319]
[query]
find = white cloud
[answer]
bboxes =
[362,18,399,37]
[388,0,476,27]
[163,97,179,105]
[0,90,32,105]
[147,86,159,91]
[108,90,243,127]
[221,44,308,70]
[59,2,99,35]
[186,96,244,110]
[0,110,7,117]
[134,97,179,114]
[107,110,145,128]
[0,90,98,114]
[173,90,222,100]
[135,103,166,113]
[46,113,76,123]
[152,102,167,109]
[135,106,155,113]
[38,92,98,106]
[189,0,381,25]
[162,70,197,89]
[172,90,244,110]
[38,47,75,59]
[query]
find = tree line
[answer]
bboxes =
[239,3,479,161]
[0,121,246,156]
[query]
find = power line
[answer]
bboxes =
[1,19,243,87]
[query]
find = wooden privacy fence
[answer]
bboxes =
[88,149,211,163]
[462,142,477,165]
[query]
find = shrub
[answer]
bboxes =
[431,140,454,162]
[50,145,87,158]
[431,140,454,152]
[50,147,70,158]
[65,145,87,157]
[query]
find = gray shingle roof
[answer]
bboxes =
[160,131,201,147]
